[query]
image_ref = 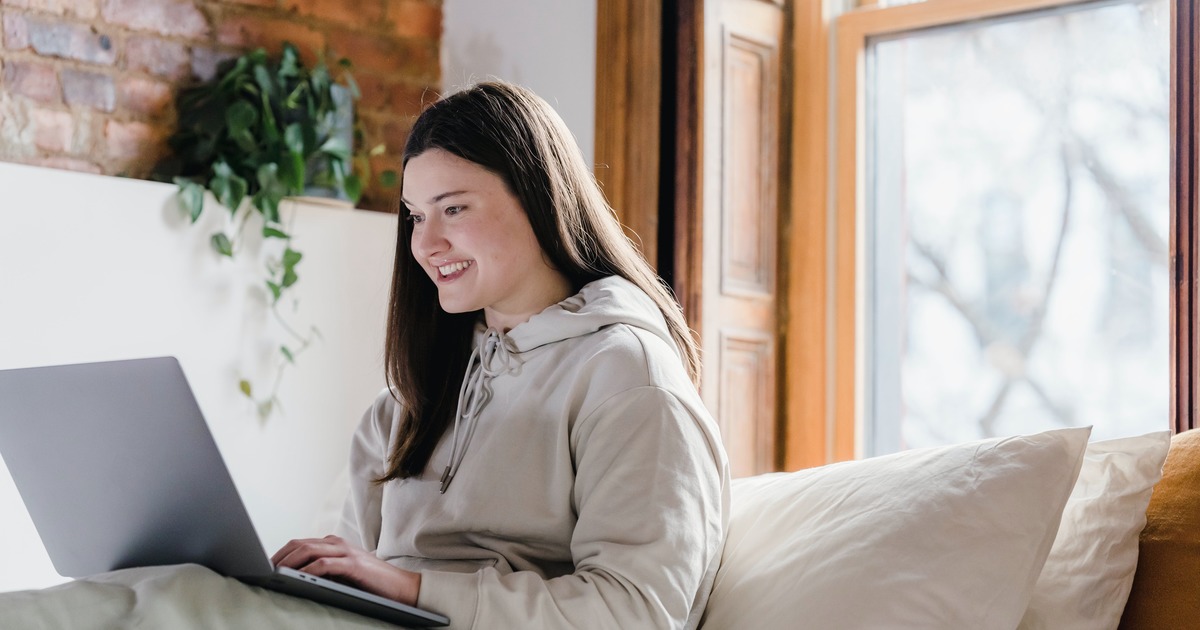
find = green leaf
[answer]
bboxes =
[259,92,279,142]
[280,346,295,364]
[280,43,300,78]
[257,162,280,191]
[266,280,282,302]
[253,64,275,100]
[256,162,289,209]
[239,379,253,398]
[211,232,234,257]
[255,192,282,225]
[174,179,204,223]
[318,137,352,163]
[232,129,257,154]
[262,226,290,239]
[209,167,248,214]
[225,100,258,137]
[344,173,363,203]
[283,248,303,268]
[379,170,398,188]
[285,149,306,192]
[282,248,302,287]
[257,399,274,418]
[284,123,305,154]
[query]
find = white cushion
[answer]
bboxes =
[700,427,1090,630]
[1019,430,1170,630]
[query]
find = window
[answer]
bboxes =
[835,0,1172,457]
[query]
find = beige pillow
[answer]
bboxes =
[1020,431,1170,630]
[700,427,1089,630]
[1118,428,1200,629]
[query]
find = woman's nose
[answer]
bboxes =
[411,220,448,259]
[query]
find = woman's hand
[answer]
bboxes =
[271,535,421,606]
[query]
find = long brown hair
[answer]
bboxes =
[379,81,700,482]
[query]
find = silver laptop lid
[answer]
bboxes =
[0,357,274,578]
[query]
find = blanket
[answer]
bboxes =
[0,564,402,629]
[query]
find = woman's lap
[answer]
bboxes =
[0,564,397,629]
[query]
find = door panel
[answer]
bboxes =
[701,0,784,477]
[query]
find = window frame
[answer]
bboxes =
[828,0,1194,460]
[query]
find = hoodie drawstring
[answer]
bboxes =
[440,328,516,493]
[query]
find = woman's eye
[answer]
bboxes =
[407,214,425,224]
[445,206,464,216]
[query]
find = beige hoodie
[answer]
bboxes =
[337,276,729,629]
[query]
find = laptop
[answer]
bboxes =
[0,356,449,628]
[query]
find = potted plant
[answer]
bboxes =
[153,42,395,416]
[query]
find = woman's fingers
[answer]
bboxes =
[269,536,420,606]
[271,535,348,568]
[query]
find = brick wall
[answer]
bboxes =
[0,0,441,211]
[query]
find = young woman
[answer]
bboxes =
[272,81,730,629]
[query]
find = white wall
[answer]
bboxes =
[0,163,397,591]
[442,0,597,167]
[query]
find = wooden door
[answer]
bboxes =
[698,0,785,477]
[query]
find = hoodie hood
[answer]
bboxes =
[504,275,680,360]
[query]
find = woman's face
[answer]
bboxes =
[402,148,572,331]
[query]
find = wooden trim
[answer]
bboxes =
[673,0,705,326]
[833,4,868,462]
[594,0,664,267]
[783,0,832,469]
[1173,0,1198,434]
[836,0,1096,36]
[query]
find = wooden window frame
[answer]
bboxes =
[830,0,1196,460]
[1173,0,1197,434]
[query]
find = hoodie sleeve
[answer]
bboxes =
[416,386,727,630]
[334,392,391,551]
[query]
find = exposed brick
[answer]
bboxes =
[378,117,411,153]
[3,0,100,20]
[104,118,163,159]
[18,15,116,64]
[117,75,172,116]
[31,106,73,151]
[61,68,114,111]
[326,33,437,83]
[32,155,102,173]
[386,0,441,40]
[355,73,434,111]
[101,0,209,39]
[3,12,32,50]
[284,0,384,29]
[360,152,402,213]
[3,60,61,104]
[125,36,190,81]
[190,45,236,82]
[396,38,438,83]
[325,29,410,77]
[216,15,323,65]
